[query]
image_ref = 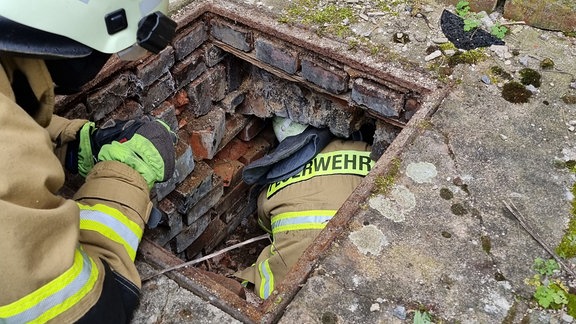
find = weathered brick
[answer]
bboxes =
[210,159,244,188]
[204,43,227,67]
[61,102,89,120]
[167,161,214,214]
[254,37,300,74]
[172,211,213,253]
[171,90,190,110]
[185,107,226,160]
[150,101,179,132]
[213,181,250,216]
[351,78,405,118]
[218,114,250,151]
[141,73,176,112]
[220,189,252,224]
[238,136,272,165]
[222,192,258,228]
[145,198,184,247]
[105,100,144,121]
[185,218,227,257]
[154,140,195,201]
[136,47,175,87]
[216,137,249,162]
[301,58,349,94]
[210,19,253,52]
[173,23,208,60]
[87,73,138,121]
[237,116,266,141]
[184,175,224,225]
[225,55,250,92]
[172,50,207,91]
[186,64,227,116]
[220,90,246,114]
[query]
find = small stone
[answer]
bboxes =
[481,75,491,84]
[562,313,574,323]
[425,50,442,61]
[500,134,508,141]
[444,49,456,56]
[570,82,576,90]
[568,120,576,126]
[525,84,539,94]
[432,37,449,44]
[569,126,575,132]
[393,305,406,320]
[370,303,380,312]
[519,56,530,66]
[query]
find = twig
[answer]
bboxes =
[502,200,576,278]
[141,233,270,282]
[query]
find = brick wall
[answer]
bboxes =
[56,11,422,260]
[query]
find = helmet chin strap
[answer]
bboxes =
[45,50,111,95]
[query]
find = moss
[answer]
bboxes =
[540,58,555,70]
[555,175,576,258]
[441,231,452,238]
[280,0,357,38]
[373,158,401,196]
[519,68,542,87]
[502,81,532,103]
[562,94,576,104]
[490,66,513,80]
[440,188,454,200]
[481,235,492,254]
[447,49,486,67]
[451,203,468,215]
[438,42,457,52]
[376,0,407,14]
[321,312,338,324]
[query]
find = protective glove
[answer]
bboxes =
[67,116,176,188]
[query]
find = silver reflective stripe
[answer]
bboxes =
[80,209,139,254]
[272,215,333,231]
[1,250,94,324]
[259,261,273,299]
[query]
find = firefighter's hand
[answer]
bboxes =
[75,117,176,188]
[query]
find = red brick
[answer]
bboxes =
[215,138,249,161]
[504,0,576,33]
[210,159,245,188]
[238,136,272,165]
[237,116,266,141]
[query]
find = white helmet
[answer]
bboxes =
[0,0,176,59]
[272,116,308,142]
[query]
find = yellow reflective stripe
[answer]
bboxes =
[271,210,336,234]
[0,249,99,323]
[267,150,373,198]
[258,260,274,299]
[258,218,272,234]
[78,203,143,260]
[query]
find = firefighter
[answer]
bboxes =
[236,117,375,299]
[0,1,178,322]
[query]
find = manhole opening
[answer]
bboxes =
[57,3,440,323]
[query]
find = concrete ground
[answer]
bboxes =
[133,0,576,322]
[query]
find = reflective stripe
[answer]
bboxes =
[78,203,143,260]
[271,210,337,234]
[0,249,99,323]
[267,150,373,198]
[258,260,274,299]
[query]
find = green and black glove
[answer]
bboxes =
[67,116,177,188]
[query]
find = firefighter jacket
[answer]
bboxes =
[0,55,153,323]
[235,139,373,299]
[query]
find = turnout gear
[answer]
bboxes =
[0,54,172,322]
[236,138,374,299]
[68,117,177,188]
